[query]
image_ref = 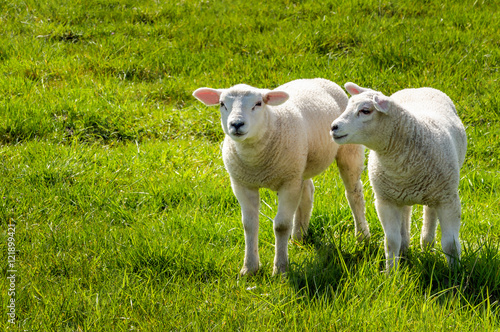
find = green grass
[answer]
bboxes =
[0,0,499,330]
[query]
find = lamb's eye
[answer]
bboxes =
[252,101,262,111]
[220,101,226,108]
[359,108,372,115]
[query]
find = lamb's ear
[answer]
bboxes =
[192,88,223,106]
[345,82,369,96]
[373,95,391,114]
[263,90,289,106]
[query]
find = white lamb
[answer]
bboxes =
[193,78,370,275]
[331,82,467,270]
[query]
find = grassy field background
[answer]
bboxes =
[1,0,499,330]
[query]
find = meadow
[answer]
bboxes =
[0,0,499,330]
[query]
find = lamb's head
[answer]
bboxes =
[193,84,289,142]
[330,82,392,146]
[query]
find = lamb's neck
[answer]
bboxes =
[370,109,423,169]
[231,112,279,167]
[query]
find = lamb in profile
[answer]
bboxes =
[331,82,467,270]
[193,78,370,275]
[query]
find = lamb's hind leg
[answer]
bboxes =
[273,181,303,275]
[291,179,314,242]
[436,197,462,267]
[400,205,412,256]
[336,144,370,242]
[421,205,438,251]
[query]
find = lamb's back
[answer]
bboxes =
[392,88,466,167]
[275,79,346,178]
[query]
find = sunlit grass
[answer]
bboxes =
[0,0,499,330]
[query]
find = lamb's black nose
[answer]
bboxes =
[230,121,245,130]
[331,124,338,131]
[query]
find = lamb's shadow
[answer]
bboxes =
[287,221,386,298]
[288,241,383,297]
[409,241,500,306]
[288,225,500,309]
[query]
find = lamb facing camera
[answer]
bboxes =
[193,78,370,276]
[331,82,467,270]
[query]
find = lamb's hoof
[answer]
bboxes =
[240,265,259,276]
[420,241,435,252]
[356,230,371,243]
[272,263,288,277]
[291,233,306,244]
[291,228,308,243]
[446,257,461,271]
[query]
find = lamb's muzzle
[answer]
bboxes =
[330,122,348,141]
[229,120,246,136]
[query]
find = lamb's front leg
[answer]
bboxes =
[232,181,261,276]
[273,181,302,275]
[375,199,406,271]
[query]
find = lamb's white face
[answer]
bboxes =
[218,89,265,142]
[330,92,390,145]
[193,84,289,142]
